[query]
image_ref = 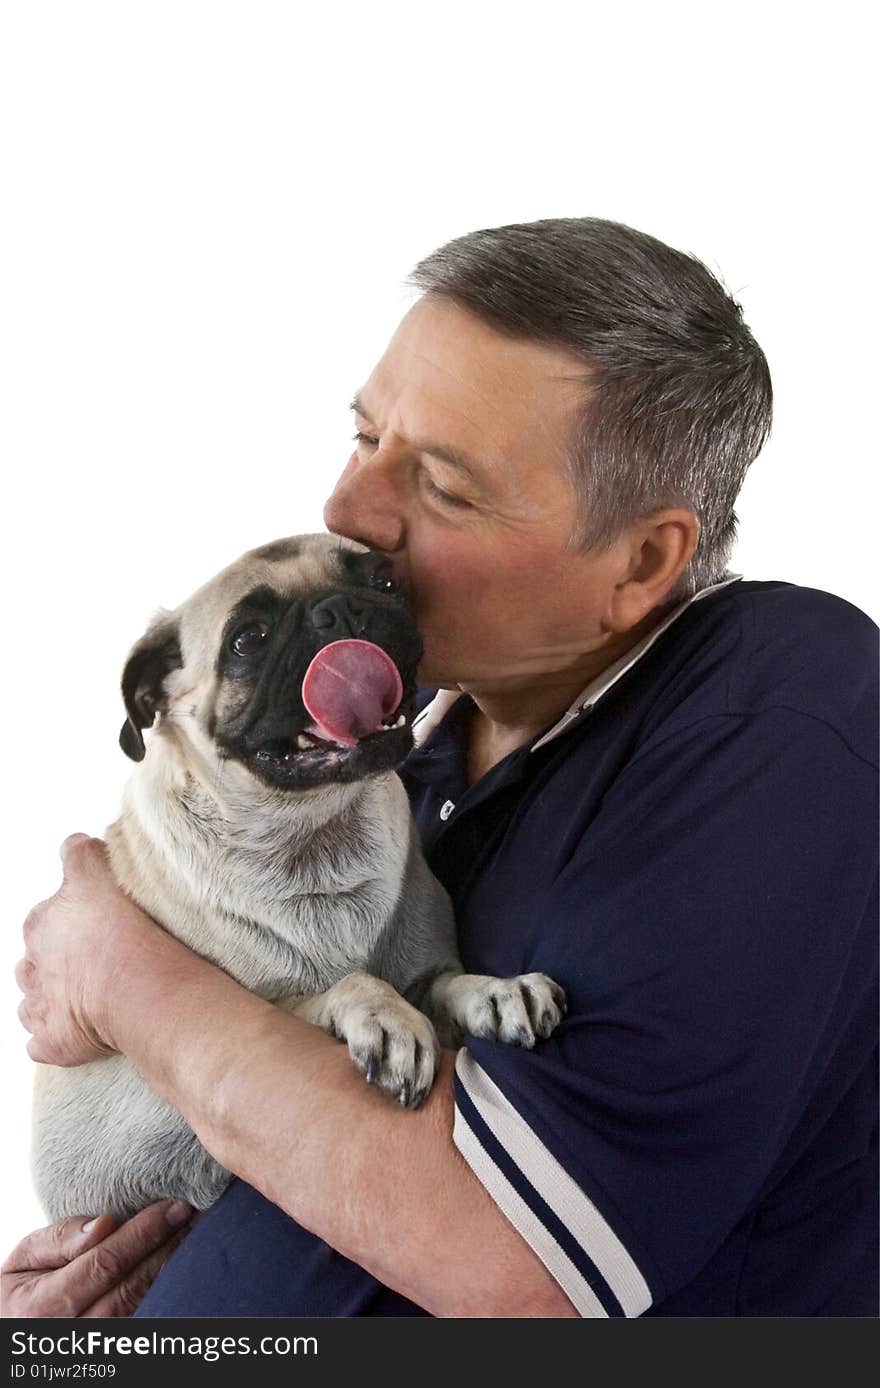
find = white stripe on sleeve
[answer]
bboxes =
[456,1050,653,1317]
[453,1107,609,1317]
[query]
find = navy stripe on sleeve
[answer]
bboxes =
[455,1075,624,1316]
[454,1050,654,1317]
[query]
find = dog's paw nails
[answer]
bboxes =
[352,1049,382,1085]
[518,973,566,1039]
[550,982,567,1017]
[455,972,566,1047]
[537,1008,557,1039]
[341,999,438,1108]
[376,1033,436,1109]
[348,1029,386,1088]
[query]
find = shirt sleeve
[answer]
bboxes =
[452,707,878,1316]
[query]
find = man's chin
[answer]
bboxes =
[416,643,469,690]
[416,664,461,692]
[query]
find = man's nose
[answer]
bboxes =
[323,459,404,553]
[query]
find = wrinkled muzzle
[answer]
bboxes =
[214,584,423,790]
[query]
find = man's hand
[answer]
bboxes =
[15,833,160,1066]
[1,1201,194,1318]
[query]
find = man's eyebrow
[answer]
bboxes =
[349,394,482,484]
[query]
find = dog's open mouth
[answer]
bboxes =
[236,638,417,789]
[240,709,414,788]
[251,710,410,768]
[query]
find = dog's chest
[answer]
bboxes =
[207,845,405,998]
[110,775,412,1001]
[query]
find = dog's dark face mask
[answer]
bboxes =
[119,539,424,792]
[211,545,423,791]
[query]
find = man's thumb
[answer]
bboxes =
[59,832,97,877]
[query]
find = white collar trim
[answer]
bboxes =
[412,575,742,752]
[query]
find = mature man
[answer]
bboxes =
[8,219,878,1317]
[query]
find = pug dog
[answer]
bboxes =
[32,534,565,1222]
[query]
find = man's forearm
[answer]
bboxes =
[104,921,578,1317]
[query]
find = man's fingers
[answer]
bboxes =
[18,996,37,1033]
[1,1205,194,1320]
[15,956,34,992]
[59,834,105,881]
[60,832,92,865]
[21,903,47,948]
[1,1213,118,1276]
[81,1224,192,1318]
[64,1201,194,1309]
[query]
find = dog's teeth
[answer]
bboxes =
[296,733,315,749]
[379,713,406,731]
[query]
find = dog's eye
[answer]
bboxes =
[367,565,397,594]
[230,623,270,656]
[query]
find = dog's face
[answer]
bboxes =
[119,534,423,792]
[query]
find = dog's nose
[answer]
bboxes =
[309,593,367,637]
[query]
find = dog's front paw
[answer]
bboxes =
[345,993,439,1110]
[295,973,440,1109]
[436,971,567,1048]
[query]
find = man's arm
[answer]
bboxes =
[17,835,577,1319]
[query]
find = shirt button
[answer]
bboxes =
[439,799,455,821]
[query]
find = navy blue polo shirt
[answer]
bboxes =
[137,577,878,1318]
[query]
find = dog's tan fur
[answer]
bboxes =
[32,534,564,1221]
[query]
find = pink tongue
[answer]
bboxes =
[301,639,404,747]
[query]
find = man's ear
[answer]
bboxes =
[605,508,701,633]
[119,613,183,762]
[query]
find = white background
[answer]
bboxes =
[1,1,877,1259]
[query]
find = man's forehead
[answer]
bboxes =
[380,296,587,397]
[356,298,589,459]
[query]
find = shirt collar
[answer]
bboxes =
[412,574,742,753]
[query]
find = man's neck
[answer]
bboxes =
[454,611,667,785]
[459,610,664,743]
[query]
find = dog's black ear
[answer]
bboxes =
[119,614,183,762]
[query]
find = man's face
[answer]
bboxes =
[323,295,626,692]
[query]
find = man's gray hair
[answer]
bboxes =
[408,218,773,598]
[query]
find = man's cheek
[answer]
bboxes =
[411,547,457,611]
